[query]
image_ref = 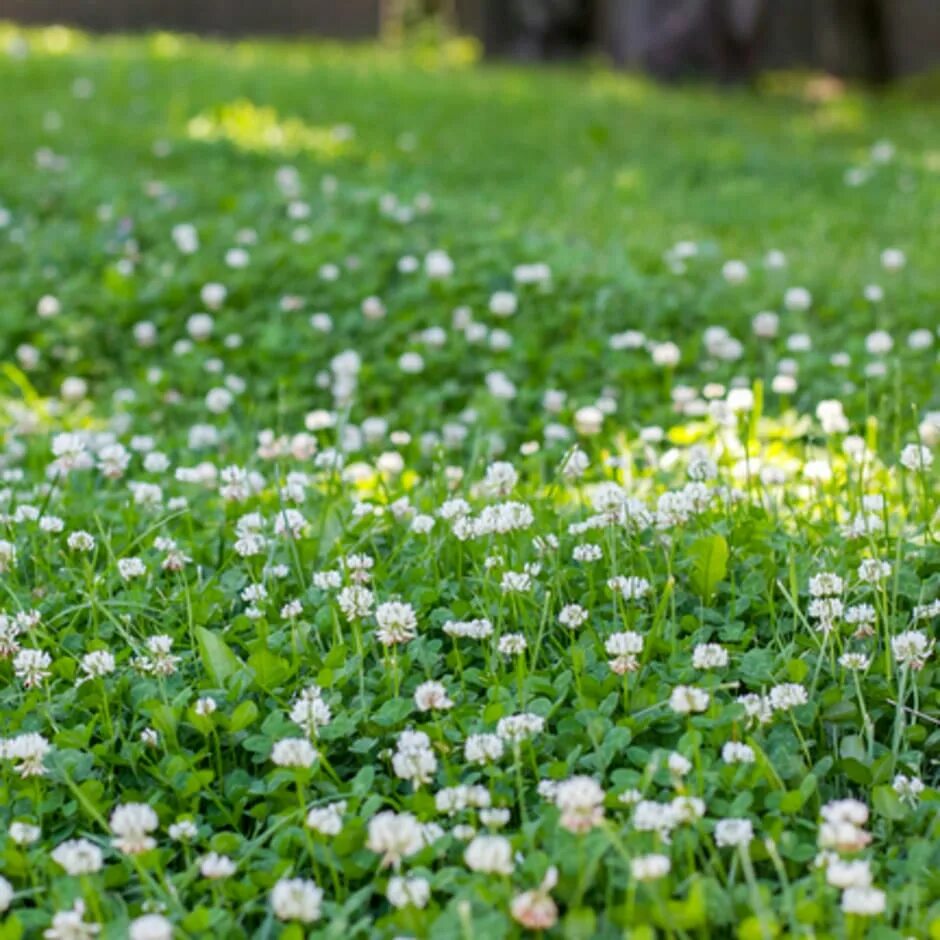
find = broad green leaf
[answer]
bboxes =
[872,784,907,821]
[247,648,290,689]
[195,627,243,687]
[227,700,259,733]
[689,534,729,599]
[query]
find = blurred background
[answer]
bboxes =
[2,0,939,84]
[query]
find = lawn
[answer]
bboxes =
[0,22,938,940]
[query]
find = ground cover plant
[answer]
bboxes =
[0,22,938,940]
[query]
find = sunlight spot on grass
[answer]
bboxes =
[811,97,868,132]
[149,32,185,59]
[923,150,940,173]
[586,71,652,103]
[415,36,482,70]
[1,23,87,56]
[187,100,354,159]
[614,167,644,193]
[0,365,102,434]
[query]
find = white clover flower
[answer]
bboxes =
[464,733,505,765]
[0,615,22,658]
[513,262,551,284]
[510,867,558,930]
[573,543,602,562]
[9,822,40,846]
[784,286,811,311]
[96,443,130,479]
[199,852,236,879]
[366,811,424,868]
[0,540,17,572]
[271,737,318,769]
[558,604,588,629]
[822,799,869,826]
[337,585,374,621]
[129,914,173,940]
[193,697,216,718]
[480,807,510,829]
[306,800,346,836]
[482,460,518,497]
[752,310,779,339]
[608,575,651,601]
[435,784,490,815]
[826,858,872,890]
[809,572,843,597]
[375,601,417,646]
[574,405,604,436]
[841,886,886,916]
[387,875,431,909]
[892,773,924,806]
[633,800,677,839]
[499,571,532,594]
[410,513,435,534]
[554,776,605,833]
[631,853,671,881]
[110,803,158,855]
[444,619,493,640]
[392,729,437,788]
[270,878,323,923]
[497,633,527,655]
[839,652,871,670]
[669,685,709,715]
[900,443,933,471]
[891,630,933,669]
[43,899,99,940]
[692,643,728,670]
[172,222,199,254]
[204,382,234,413]
[605,631,643,675]
[651,341,680,367]
[135,635,179,676]
[168,820,198,841]
[60,377,88,402]
[559,446,589,478]
[722,260,748,284]
[313,570,342,591]
[51,839,104,875]
[668,752,692,776]
[117,557,146,581]
[37,294,61,319]
[13,648,51,688]
[489,291,517,317]
[361,295,386,320]
[200,282,227,309]
[414,680,453,711]
[671,796,706,824]
[857,559,891,583]
[721,741,755,764]
[818,799,872,853]
[290,686,332,736]
[880,248,906,271]
[768,683,807,711]
[497,713,544,742]
[714,818,753,848]
[425,249,454,279]
[464,834,513,875]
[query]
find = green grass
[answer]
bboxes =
[0,23,937,940]
[1,26,939,431]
